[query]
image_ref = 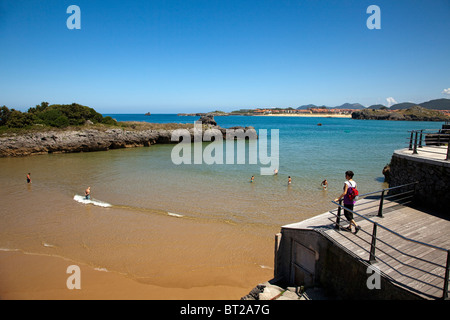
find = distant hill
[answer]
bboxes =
[297,104,329,110]
[419,98,450,110]
[297,102,365,110]
[389,98,450,110]
[390,102,419,110]
[295,98,450,111]
[332,103,365,110]
[368,104,387,110]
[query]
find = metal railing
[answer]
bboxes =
[408,128,450,160]
[328,182,450,300]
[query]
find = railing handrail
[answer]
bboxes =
[407,127,450,160]
[408,129,450,133]
[331,200,448,253]
[356,181,418,199]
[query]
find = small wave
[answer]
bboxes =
[73,195,112,208]
[43,242,57,248]
[94,267,109,272]
[0,248,19,252]
[259,265,273,270]
[168,212,184,218]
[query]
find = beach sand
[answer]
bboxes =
[0,250,251,300]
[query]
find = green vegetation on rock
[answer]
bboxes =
[0,102,117,129]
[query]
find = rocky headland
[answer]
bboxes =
[351,106,450,121]
[0,116,257,157]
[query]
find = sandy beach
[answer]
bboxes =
[0,250,250,300]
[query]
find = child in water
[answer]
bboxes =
[85,186,91,200]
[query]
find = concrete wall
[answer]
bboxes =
[389,152,450,214]
[275,228,421,300]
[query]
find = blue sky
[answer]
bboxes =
[1,0,449,113]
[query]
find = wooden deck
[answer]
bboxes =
[283,198,450,300]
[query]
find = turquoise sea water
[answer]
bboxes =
[94,114,445,226]
[106,114,444,193]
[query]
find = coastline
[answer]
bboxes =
[254,113,352,118]
[0,250,249,300]
[0,123,257,157]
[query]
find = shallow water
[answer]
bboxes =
[0,115,444,295]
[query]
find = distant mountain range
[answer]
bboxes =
[297,98,450,111]
[297,103,364,110]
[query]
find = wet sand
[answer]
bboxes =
[0,250,251,300]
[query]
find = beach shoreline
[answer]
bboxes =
[0,250,250,300]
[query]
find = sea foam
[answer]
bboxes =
[73,195,112,208]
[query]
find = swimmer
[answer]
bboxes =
[85,186,91,200]
[274,168,278,175]
[250,176,254,183]
[26,173,31,184]
[321,179,328,190]
[288,176,291,184]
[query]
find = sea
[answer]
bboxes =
[0,114,445,297]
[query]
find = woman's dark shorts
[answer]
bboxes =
[344,203,354,221]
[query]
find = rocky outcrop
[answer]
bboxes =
[241,281,330,300]
[382,164,390,183]
[0,121,257,157]
[352,106,449,121]
[241,282,304,300]
[0,129,164,157]
[198,114,217,126]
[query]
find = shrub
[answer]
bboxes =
[101,116,117,126]
[0,106,11,126]
[1,102,117,129]
[6,110,36,128]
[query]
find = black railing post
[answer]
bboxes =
[443,250,450,300]
[408,131,414,150]
[418,130,423,148]
[446,143,450,161]
[369,224,378,264]
[335,199,342,230]
[378,189,385,218]
[413,131,419,154]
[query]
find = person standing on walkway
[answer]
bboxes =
[334,171,361,234]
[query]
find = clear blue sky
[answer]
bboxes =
[1,0,449,113]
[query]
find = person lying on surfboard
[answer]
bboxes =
[85,187,91,200]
